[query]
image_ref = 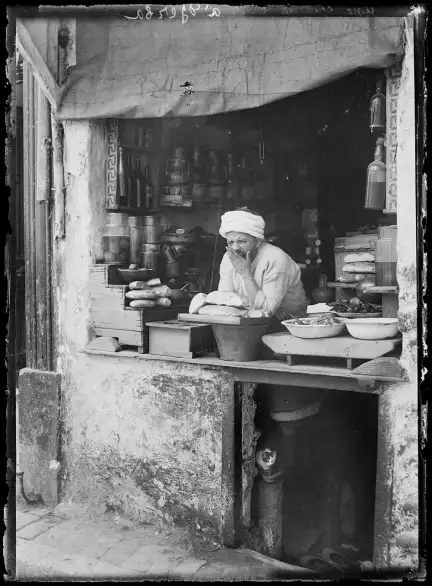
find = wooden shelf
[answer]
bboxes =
[327,282,357,289]
[367,286,398,294]
[121,144,151,153]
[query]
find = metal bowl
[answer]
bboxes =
[281,318,345,339]
[344,318,399,340]
[118,268,156,283]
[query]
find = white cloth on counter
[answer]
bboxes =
[218,241,308,317]
[219,210,265,240]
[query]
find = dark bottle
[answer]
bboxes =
[136,158,142,208]
[144,164,154,210]
[369,79,386,132]
[365,138,386,210]
[118,147,127,207]
[126,152,133,207]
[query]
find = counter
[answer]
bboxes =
[77,347,404,549]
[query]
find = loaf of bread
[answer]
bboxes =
[129,281,151,290]
[150,285,172,298]
[189,293,208,314]
[206,291,249,308]
[198,305,248,317]
[344,252,375,263]
[155,297,172,307]
[129,299,157,308]
[342,262,376,274]
[126,289,158,299]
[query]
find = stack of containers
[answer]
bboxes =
[140,216,162,270]
[375,225,397,286]
[102,213,130,264]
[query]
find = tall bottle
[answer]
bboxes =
[118,147,127,207]
[365,137,386,210]
[126,152,133,207]
[136,158,142,208]
[144,164,154,210]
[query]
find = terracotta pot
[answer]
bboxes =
[312,274,334,304]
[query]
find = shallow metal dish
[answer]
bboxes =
[118,268,156,283]
[344,318,399,340]
[281,318,345,339]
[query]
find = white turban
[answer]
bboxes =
[219,210,265,240]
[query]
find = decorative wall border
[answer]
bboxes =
[106,119,119,209]
[385,63,402,214]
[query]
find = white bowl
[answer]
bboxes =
[281,319,345,339]
[344,318,399,340]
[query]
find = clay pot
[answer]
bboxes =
[312,274,334,304]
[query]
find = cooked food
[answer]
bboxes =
[246,309,271,318]
[198,305,248,317]
[342,262,376,274]
[304,314,343,326]
[329,298,382,314]
[344,253,375,263]
[206,291,249,308]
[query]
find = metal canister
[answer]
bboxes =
[128,216,145,264]
[140,243,160,270]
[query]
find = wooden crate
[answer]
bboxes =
[90,265,189,352]
[146,321,214,359]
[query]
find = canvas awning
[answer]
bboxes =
[55,14,404,120]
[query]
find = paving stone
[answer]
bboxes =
[97,539,144,564]
[120,544,187,575]
[169,559,208,578]
[16,516,63,540]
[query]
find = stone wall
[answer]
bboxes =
[374,17,420,572]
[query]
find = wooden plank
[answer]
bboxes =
[93,327,142,347]
[327,282,357,289]
[178,313,271,326]
[367,286,398,294]
[262,333,401,359]
[16,19,61,111]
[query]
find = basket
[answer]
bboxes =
[211,323,270,361]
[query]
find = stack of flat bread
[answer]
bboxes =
[338,252,376,283]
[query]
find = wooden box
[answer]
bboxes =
[146,320,214,359]
[90,265,189,353]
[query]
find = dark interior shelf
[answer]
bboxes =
[106,207,160,215]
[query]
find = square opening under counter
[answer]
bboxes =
[146,320,215,359]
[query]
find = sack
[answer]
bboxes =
[344,252,375,263]
[342,262,376,274]
[189,293,208,314]
[198,305,248,317]
[129,299,157,308]
[206,291,249,307]
[126,289,158,300]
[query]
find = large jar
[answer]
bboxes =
[128,216,145,264]
[165,147,190,184]
[102,213,130,264]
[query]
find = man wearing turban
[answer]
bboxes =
[219,207,308,320]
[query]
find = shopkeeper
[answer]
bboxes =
[218,208,308,320]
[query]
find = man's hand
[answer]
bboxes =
[226,248,252,278]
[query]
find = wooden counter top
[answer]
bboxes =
[82,348,383,393]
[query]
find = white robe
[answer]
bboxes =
[218,241,308,317]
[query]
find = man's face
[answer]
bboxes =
[226,232,257,258]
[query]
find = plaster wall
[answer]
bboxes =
[56,120,231,540]
[374,18,420,571]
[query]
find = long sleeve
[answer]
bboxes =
[218,253,235,293]
[253,250,308,316]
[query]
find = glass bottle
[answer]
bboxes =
[126,152,133,207]
[191,145,206,202]
[369,79,386,132]
[365,138,386,210]
[136,158,142,208]
[102,212,130,264]
[144,164,154,210]
[118,147,127,207]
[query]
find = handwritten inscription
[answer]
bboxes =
[124,5,221,23]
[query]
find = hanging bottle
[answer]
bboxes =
[365,138,386,210]
[118,147,127,207]
[369,79,386,132]
[126,152,133,207]
[144,164,154,210]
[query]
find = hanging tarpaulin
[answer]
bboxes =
[55,11,404,120]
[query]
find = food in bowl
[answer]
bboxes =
[281,314,346,339]
[329,298,382,315]
[344,318,399,340]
